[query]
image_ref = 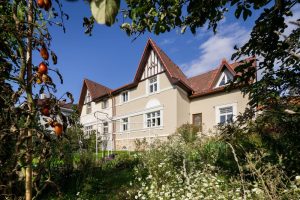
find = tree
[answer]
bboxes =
[86,0,299,110]
[0,0,73,199]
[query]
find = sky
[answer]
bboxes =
[38,1,298,103]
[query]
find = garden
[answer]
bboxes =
[1,0,299,199]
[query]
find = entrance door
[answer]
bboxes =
[192,113,202,132]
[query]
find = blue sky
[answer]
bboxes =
[40,1,299,103]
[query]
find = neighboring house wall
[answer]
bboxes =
[189,89,249,133]
[80,92,113,150]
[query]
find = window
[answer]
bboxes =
[216,70,233,87]
[103,122,108,134]
[102,99,108,109]
[84,125,93,136]
[146,111,161,128]
[85,91,91,103]
[85,91,92,114]
[219,76,226,86]
[86,102,91,114]
[121,118,128,131]
[219,106,233,124]
[122,91,128,103]
[149,76,158,93]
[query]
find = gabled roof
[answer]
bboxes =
[78,79,112,113]
[133,38,193,92]
[189,58,256,98]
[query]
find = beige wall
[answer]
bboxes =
[189,89,249,133]
[114,72,179,150]
[176,87,190,127]
[80,72,250,151]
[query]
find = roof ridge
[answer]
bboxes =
[84,78,112,91]
[187,59,246,80]
[149,39,192,90]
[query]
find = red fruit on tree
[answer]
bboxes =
[37,0,44,8]
[40,47,49,60]
[44,0,52,11]
[38,62,48,74]
[54,123,63,136]
[41,107,50,116]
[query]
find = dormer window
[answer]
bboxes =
[216,70,233,88]
[149,76,158,93]
[121,91,128,103]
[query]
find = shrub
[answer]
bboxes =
[126,124,300,199]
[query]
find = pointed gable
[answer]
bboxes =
[210,59,236,88]
[140,49,164,80]
[133,39,193,92]
[189,59,245,98]
[78,79,112,113]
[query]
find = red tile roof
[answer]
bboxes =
[78,79,112,113]
[133,38,193,92]
[189,58,256,98]
[149,39,192,91]
[84,79,112,100]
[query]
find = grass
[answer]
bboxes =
[41,152,137,200]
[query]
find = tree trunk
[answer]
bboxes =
[25,129,33,200]
[25,0,34,199]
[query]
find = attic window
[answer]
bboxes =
[85,91,92,114]
[85,91,91,103]
[216,70,233,87]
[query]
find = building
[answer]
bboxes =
[78,39,255,151]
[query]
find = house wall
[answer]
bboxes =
[189,89,249,133]
[114,72,178,150]
[176,87,190,128]
[80,93,113,150]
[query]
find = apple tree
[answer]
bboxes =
[0,0,74,199]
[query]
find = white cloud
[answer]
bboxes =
[160,38,175,45]
[183,23,250,77]
[283,4,300,35]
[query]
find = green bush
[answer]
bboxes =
[126,123,300,200]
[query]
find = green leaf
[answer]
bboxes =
[235,6,242,19]
[90,0,120,26]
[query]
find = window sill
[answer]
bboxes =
[142,126,164,131]
[147,91,160,97]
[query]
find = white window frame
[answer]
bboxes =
[215,103,237,124]
[120,91,129,103]
[85,91,92,114]
[120,118,129,132]
[86,102,92,114]
[215,70,233,88]
[145,110,162,128]
[84,125,93,136]
[102,99,108,109]
[103,121,108,134]
[85,91,91,103]
[147,76,159,94]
